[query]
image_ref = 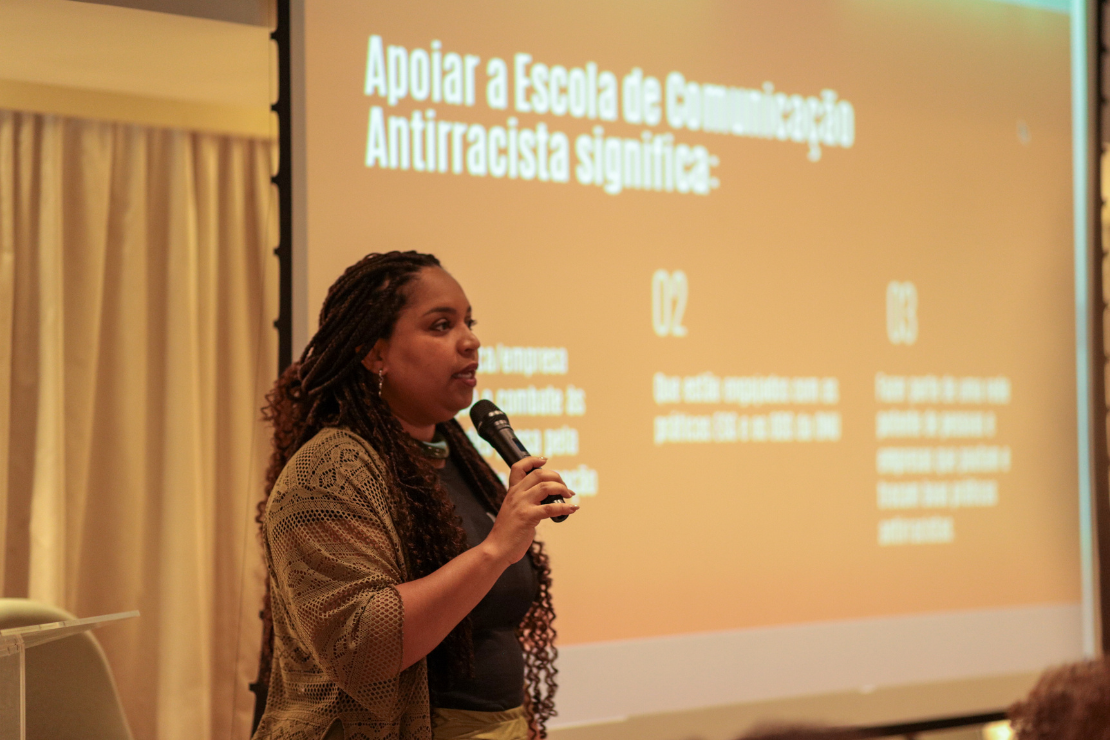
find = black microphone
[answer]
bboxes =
[469,399,569,523]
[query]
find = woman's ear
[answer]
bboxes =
[360,338,389,374]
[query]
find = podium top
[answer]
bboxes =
[0,611,139,656]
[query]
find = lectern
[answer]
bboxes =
[0,610,138,740]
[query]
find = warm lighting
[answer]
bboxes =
[982,720,1014,740]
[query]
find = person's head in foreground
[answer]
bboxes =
[1008,657,1110,740]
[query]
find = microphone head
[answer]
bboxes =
[469,399,508,439]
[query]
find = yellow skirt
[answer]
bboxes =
[431,705,528,740]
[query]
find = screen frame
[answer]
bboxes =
[277,0,1109,730]
[1077,0,1110,657]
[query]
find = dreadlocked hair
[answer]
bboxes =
[255,251,558,736]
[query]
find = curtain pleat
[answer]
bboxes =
[0,109,276,740]
[29,114,67,609]
[0,111,15,590]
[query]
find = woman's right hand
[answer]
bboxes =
[397,456,574,670]
[483,456,578,565]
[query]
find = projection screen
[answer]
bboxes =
[290,0,1098,732]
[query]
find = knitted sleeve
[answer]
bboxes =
[266,429,411,712]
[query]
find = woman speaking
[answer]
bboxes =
[251,252,577,740]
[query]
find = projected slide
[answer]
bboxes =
[296,0,1085,725]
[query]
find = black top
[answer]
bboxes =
[432,456,538,711]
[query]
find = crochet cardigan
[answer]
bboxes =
[253,427,432,740]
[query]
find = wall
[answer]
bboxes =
[0,0,273,138]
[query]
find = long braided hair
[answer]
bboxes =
[256,251,558,734]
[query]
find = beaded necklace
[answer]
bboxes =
[416,431,450,460]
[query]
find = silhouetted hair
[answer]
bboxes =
[1008,658,1110,740]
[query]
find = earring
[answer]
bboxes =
[377,368,385,394]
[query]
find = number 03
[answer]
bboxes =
[886,281,918,345]
[652,269,688,337]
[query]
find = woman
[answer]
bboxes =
[252,251,577,740]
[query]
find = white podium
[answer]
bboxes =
[0,610,138,740]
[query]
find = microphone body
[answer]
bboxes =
[469,400,568,523]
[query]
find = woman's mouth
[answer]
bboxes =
[452,365,478,387]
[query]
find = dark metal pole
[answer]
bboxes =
[249,3,291,733]
[1090,0,1110,653]
[272,0,293,374]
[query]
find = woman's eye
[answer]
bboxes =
[466,319,478,329]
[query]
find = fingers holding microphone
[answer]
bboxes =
[532,482,580,521]
[470,400,580,524]
[512,457,579,520]
[488,457,579,565]
[507,454,547,487]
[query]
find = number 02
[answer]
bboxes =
[652,270,688,337]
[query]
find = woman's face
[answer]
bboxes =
[368,266,480,435]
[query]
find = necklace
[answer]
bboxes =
[417,431,450,460]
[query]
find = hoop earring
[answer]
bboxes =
[377,368,386,394]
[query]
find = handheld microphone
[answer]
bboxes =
[469,399,569,523]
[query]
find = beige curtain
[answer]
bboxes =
[0,109,276,740]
